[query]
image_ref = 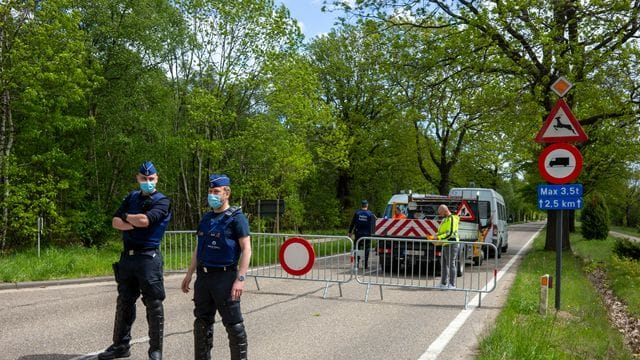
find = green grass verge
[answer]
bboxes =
[574,232,640,319]
[0,241,122,282]
[1,234,353,282]
[477,231,635,360]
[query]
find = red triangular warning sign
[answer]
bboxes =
[456,200,476,221]
[535,98,588,143]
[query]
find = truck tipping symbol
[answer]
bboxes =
[549,157,570,167]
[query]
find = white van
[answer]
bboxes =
[448,187,509,258]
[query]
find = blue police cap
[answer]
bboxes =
[139,161,157,176]
[361,199,368,205]
[209,174,231,188]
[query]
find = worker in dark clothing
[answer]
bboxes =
[348,200,376,269]
[99,161,172,360]
[181,174,252,360]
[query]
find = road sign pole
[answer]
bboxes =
[555,210,563,310]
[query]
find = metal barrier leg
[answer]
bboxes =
[323,282,329,299]
[253,277,260,291]
[378,285,383,301]
[364,283,371,303]
[478,292,482,307]
[338,283,343,297]
[464,291,469,310]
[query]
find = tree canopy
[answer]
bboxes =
[1,0,639,251]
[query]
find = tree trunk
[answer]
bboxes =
[544,210,572,251]
[337,171,351,211]
[438,169,450,196]
[179,158,194,226]
[1,88,13,250]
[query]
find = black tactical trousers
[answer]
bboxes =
[111,249,165,353]
[193,269,247,360]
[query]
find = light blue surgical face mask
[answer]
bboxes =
[140,181,156,194]
[208,194,222,209]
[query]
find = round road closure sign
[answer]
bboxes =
[538,143,583,184]
[279,237,315,276]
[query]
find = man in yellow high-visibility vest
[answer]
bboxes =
[427,204,460,289]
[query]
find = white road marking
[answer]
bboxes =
[70,337,151,360]
[418,225,544,360]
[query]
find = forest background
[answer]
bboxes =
[2,0,640,251]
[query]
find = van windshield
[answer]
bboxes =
[383,204,392,218]
[459,200,491,226]
[476,201,491,226]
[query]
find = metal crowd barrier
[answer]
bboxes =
[161,231,354,298]
[248,233,354,298]
[161,230,197,272]
[355,237,499,308]
[160,231,499,307]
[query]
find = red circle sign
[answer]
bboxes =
[279,237,315,276]
[538,143,583,184]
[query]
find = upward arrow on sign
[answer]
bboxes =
[535,98,588,143]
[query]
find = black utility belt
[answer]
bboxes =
[123,248,159,256]
[197,265,237,273]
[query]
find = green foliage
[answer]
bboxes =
[73,203,112,248]
[608,255,640,318]
[612,238,640,261]
[4,0,640,249]
[581,192,610,240]
[574,232,640,320]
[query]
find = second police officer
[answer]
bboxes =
[347,199,376,269]
[181,174,252,360]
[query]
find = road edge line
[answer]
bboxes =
[418,223,544,360]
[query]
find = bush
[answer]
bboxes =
[581,191,610,240]
[612,238,640,260]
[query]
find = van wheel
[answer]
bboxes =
[501,242,509,253]
[486,244,500,260]
[497,240,503,259]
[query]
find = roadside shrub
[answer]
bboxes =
[612,238,640,260]
[581,192,610,240]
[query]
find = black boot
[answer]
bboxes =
[98,344,130,360]
[194,318,213,360]
[146,299,164,360]
[226,322,247,360]
[99,297,134,360]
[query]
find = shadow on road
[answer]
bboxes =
[18,355,94,360]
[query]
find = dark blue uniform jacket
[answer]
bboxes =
[114,190,172,250]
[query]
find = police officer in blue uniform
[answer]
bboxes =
[181,174,252,360]
[348,199,376,269]
[99,161,172,360]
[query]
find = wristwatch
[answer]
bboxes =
[237,275,246,282]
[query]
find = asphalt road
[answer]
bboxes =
[0,222,545,360]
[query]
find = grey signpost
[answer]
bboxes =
[534,77,588,310]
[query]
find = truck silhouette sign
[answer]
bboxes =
[549,157,570,167]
